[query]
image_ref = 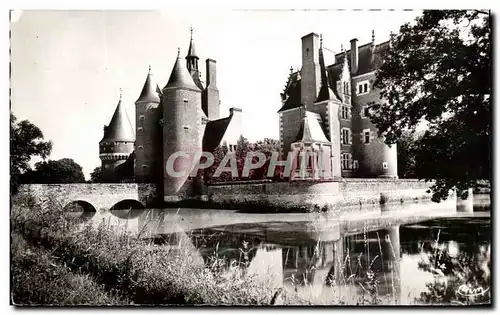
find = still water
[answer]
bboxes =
[74,194,491,305]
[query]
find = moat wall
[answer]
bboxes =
[200,179,447,213]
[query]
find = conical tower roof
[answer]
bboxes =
[164,49,201,91]
[136,65,160,104]
[101,90,135,142]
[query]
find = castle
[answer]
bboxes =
[279,31,398,180]
[98,30,398,203]
[98,29,243,200]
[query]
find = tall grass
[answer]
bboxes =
[11,195,278,305]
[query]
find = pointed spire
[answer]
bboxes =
[165,49,200,91]
[320,34,323,49]
[186,26,198,58]
[372,29,375,43]
[101,90,135,142]
[290,66,293,74]
[136,65,160,104]
[389,31,395,49]
[316,34,337,102]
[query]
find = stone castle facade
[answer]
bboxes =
[98,29,243,200]
[98,30,398,203]
[279,32,398,180]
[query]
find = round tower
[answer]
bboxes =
[134,66,162,183]
[162,48,203,198]
[99,89,135,182]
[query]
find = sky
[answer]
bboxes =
[10,9,422,178]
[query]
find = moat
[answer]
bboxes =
[70,194,491,304]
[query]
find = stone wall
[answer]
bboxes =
[205,179,435,212]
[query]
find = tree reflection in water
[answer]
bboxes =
[417,232,491,305]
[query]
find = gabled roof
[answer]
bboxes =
[136,67,160,104]
[295,111,329,143]
[100,94,135,143]
[164,50,201,91]
[202,116,232,152]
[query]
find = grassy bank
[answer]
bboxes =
[11,195,279,305]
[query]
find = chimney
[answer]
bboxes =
[350,38,358,74]
[206,59,217,87]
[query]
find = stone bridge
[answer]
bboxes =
[17,183,157,212]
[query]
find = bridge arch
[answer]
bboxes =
[63,200,97,221]
[110,199,146,219]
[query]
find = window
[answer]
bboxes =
[139,115,145,121]
[363,129,371,144]
[137,145,143,150]
[183,99,188,103]
[341,128,351,145]
[142,165,148,169]
[137,127,143,132]
[353,160,359,169]
[383,162,388,170]
[343,82,350,94]
[360,106,372,119]
[341,106,349,119]
[356,80,370,95]
[341,153,352,170]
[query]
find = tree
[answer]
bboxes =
[22,158,86,184]
[369,10,491,201]
[89,166,103,183]
[396,130,424,179]
[10,112,52,194]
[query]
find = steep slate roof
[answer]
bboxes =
[186,31,198,59]
[100,94,135,143]
[278,79,301,112]
[317,42,340,103]
[202,116,232,152]
[295,111,329,143]
[279,40,389,112]
[164,50,201,91]
[136,67,161,104]
[333,41,389,76]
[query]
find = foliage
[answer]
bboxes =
[22,158,86,184]
[204,136,281,183]
[369,10,491,201]
[417,237,491,305]
[10,112,52,194]
[396,130,424,178]
[89,166,104,183]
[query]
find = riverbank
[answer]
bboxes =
[10,195,491,306]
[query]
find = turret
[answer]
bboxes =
[135,66,162,183]
[99,89,135,182]
[186,27,204,90]
[162,48,203,199]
